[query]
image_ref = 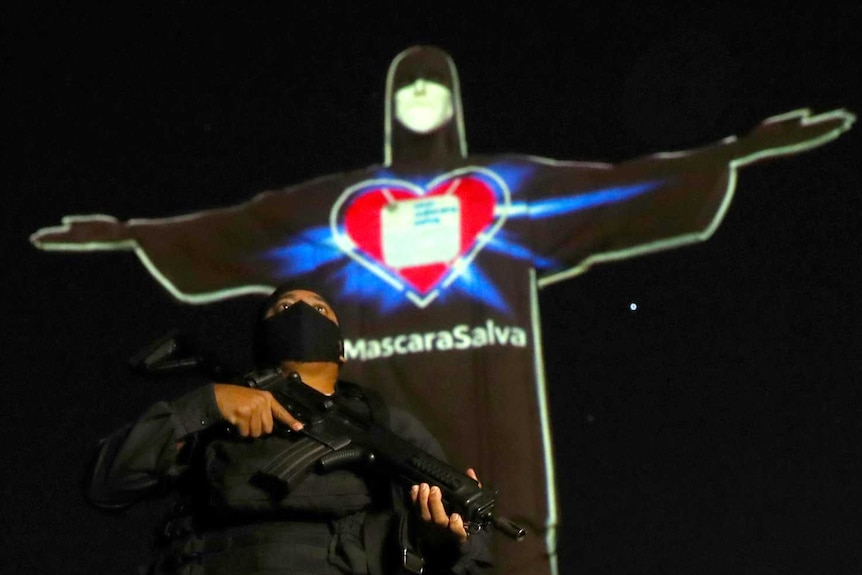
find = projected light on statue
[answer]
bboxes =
[30,45,854,575]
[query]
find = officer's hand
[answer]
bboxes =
[411,468,480,545]
[213,383,304,437]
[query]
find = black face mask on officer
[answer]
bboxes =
[256,301,343,365]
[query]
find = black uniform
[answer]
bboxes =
[87,382,492,575]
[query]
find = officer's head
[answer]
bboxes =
[252,284,343,367]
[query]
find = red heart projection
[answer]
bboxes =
[343,176,497,294]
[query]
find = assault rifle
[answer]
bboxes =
[129,331,526,541]
[243,367,527,542]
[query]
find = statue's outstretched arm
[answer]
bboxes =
[709,108,854,167]
[30,214,135,251]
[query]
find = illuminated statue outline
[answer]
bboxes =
[31,46,855,575]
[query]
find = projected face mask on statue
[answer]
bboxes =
[258,301,343,364]
[394,78,454,134]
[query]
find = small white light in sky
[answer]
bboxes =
[629,302,638,311]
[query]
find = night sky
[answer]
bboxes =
[4,4,861,574]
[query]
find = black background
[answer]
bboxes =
[4,3,861,574]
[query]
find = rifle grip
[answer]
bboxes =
[409,453,465,490]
